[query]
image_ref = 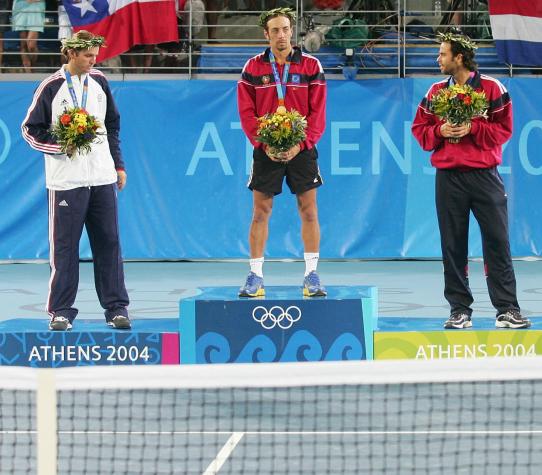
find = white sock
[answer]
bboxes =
[304,252,319,276]
[250,257,264,277]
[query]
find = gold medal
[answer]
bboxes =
[276,105,287,115]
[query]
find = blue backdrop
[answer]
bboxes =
[0,78,541,259]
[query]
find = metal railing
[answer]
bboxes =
[0,1,540,79]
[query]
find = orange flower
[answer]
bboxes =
[463,96,472,105]
[77,125,85,133]
[60,114,71,126]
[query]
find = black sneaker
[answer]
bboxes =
[496,310,531,329]
[107,315,132,330]
[443,312,472,329]
[49,316,72,331]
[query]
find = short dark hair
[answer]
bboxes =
[449,41,478,72]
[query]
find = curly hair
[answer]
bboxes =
[258,7,296,30]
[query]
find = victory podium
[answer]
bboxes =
[0,318,179,367]
[374,316,542,360]
[179,286,377,363]
[4,292,538,365]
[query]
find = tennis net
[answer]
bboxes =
[1,357,542,474]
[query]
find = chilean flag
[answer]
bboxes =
[488,1,542,66]
[63,0,179,62]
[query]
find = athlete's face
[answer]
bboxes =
[437,42,462,75]
[68,47,99,75]
[264,16,293,53]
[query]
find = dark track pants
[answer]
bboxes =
[435,167,519,317]
[46,184,129,322]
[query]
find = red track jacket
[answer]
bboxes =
[237,46,326,151]
[412,71,513,169]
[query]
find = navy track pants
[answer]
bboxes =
[46,184,129,322]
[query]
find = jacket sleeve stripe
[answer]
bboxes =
[489,92,511,113]
[21,72,64,154]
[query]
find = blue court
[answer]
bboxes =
[2,258,541,323]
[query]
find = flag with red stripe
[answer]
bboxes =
[488,0,542,66]
[63,0,179,62]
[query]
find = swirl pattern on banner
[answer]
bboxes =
[324,332,364,360]
[196,332,230,363]
[196,331,363,363]
[279,330,323,362]
[235,335,277,363]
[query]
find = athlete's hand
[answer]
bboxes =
[440,121,471,138]
[117,170,127,191]
[275,144,301,162]
[452,122,471,138]
[264,145,282,162]
[65,144,76,158]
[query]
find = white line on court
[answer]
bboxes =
[201,432,244,475]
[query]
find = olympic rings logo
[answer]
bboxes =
[252,305,302,330]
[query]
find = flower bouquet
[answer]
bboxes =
[430,84,488,143]
[255,108,307,157]
[51,107,102,157]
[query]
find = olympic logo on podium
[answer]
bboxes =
[252,305,302,330]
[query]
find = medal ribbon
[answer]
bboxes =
[269,50,290,108]
[64,68,88,109]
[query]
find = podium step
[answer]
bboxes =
[375,316,542,360]
[6,296,537,365]
[180,286,377,363]
[0,318,179,367]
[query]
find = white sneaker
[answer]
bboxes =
[496,310,531,329]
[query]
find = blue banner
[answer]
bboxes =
[1,78,541,259]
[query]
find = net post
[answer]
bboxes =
[37,369,57,475]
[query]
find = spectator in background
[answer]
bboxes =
[0,0,11,71]
[177,0,205,42]
[12,0,45,72]
[57,0,72,42]
[205,1,278,42]
[244,1,277,13]
[127,44,154,73]
[205,0,219,42]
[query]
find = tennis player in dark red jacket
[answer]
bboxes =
[412,32,529,330]
[237,8,327,298]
